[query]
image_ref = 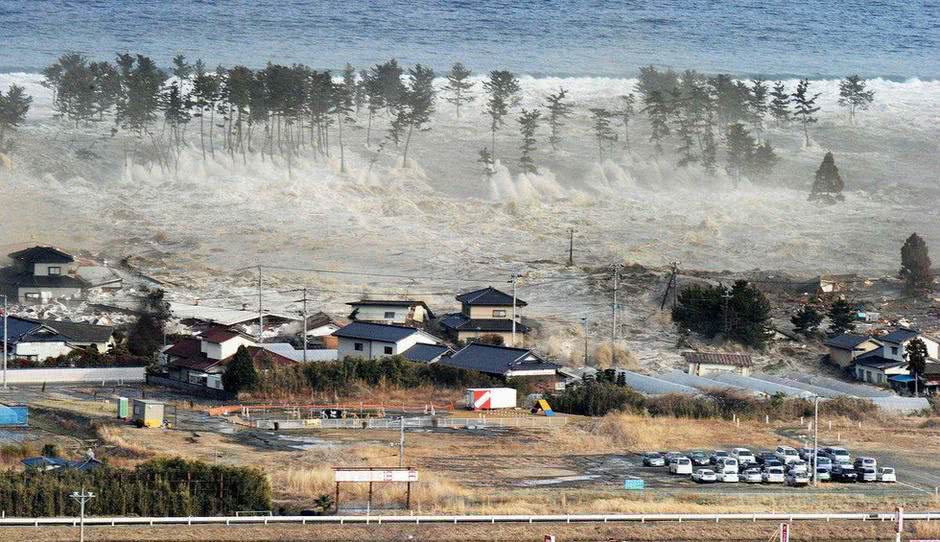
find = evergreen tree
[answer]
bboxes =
[701,127,717,174]
[482,70,520,163]
[331,75,355,173]
[634,65,679,102]
[617,94,636,149]
[809,151,845,202]
[442,62,475,119]
[0,84,32,152]
[790,305,823,336]
[708,74,749,125]
[672,280,772,348]
[838,75,875,124]
[746,140,779,179]
[45,53,97,126]
[643,90,670,153]
[768,81,790,127]
[115,54,167,137]
[791,78,820,146]
[748,78,769,139]
[171,54,193,81]
[827,298,856,336]
[517,108,541,174]
[354,69,368,115]
[362,68,384,147]
[725,122,755,186]
[128,288,171,358]
[906,338,928,396]
[588,108,617,161]
[161,81,191,171]
[89,61,121,120]
[396,64,435,166]
[900,233,933,292]
[478,146,494,180]
[222,346,259,394]
[543,87,572,152]
[190,60,219,160]
[375,59,405,116]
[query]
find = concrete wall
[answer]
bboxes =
[2,367,145,384]
[14,341,71,361]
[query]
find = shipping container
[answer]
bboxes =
[132,399,164,428]
[466,387,516,410]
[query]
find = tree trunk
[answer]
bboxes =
[338,113,346,173]
[367,111,373,148]
[402,122,415,168]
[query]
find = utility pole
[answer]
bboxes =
[302,287,308,363]
[257,265,263,342]
[70,485,95,542]
[1,294,6,390]
[812,395,819,487]
[721,285,732,335]
[510,273,518,346]
[568,229,574,266]
[611,265,619,340]
[671,261,679,311]
[581,317,589,365]
[399,416,405,467]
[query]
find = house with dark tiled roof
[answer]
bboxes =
[333,322,443,360]
[3,315,115,362]
[400,343,452,363]
[439,286,529,346]
[824,334,882,369]
[346,299,434,326]
[0,246,87,303]
[440,343,561,390]
[682,351,753,376]
[845,327,940,386]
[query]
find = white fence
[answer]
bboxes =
[0,511,930,527]
[1,367,145,384]
[253,415,568,430]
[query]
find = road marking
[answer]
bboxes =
[896,481,932,495]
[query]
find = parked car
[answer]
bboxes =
[823,447,851,465]
[799,447,817,461]
[716,457,739,474]
[763,466,785,483]
[692,469,717,483]
[788,460,809,475]
[731,448,756,466]
[663,451,683,463]
[854,457,877,471]
[815,456,832,469]
[831,465,858,482]
[815,466,831,481]
[755,451,776,465]
[642,452,666,467]
[786,471,810,487]
[690,451,711,466]
[859,467,878,482]
[710,450,730,465]
[775,446,800,464]
[763,459,784,469]
[716,470,739,483]
[743,468,763,483]
[878,467,896,483]
[669,457,693,475]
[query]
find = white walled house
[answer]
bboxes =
[4,316,115,362]
[1,246,86,303]
[346,300,434,325]
[199,328,257,360]
[682,351,753,376]
[333,322,441,360]
[877,328,940,361]
[439,287,529,346]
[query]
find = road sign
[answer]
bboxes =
[623,479,645,490]
[334,468,418,483]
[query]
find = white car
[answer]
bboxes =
[716,471,739,483]
[815,456,832,469]
[788,460,809,475]
[859,467,878,482]
[692,469,717,483]
[731,447,756,465]
[824,447,851,465]
[670,457,693,475]
[815,467,831,481]
[774,446,800,464]
[878,467,896,483]
[743,468,763,483]
[786,471,810,487]
[716,457,739,474]
[763,466,785,483]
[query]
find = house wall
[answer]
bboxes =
[17,286,83,303]
[456,330,520,347]
[351,305,430,324]
[854,365,908,386]
[688,362,749,377]
[32,262,78,276]
[337,333,437,360]
[13,341,71,361]
[464,304,517,319]
[829,348,855,369]
[883,337,940,362]
[201,336,256,360]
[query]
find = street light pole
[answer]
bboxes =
[813,395,820,487]
[1,294,7,390]
[70,485,95,542]
[581,317,589,365]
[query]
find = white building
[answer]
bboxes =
[1,246,86,303]
[333,322,441,360]
[4,316,115,362]
[346,300,434,325]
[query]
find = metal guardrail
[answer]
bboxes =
[254,415,568,430]
[0,511,933,527]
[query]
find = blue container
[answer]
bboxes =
[0,406,28,427]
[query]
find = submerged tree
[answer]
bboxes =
[768,81,790,127]
[643,90,670,154]
[838,75,875,124]
[748,78,769,140]
[791,305,823,336]
[0,84,32,152]
[443,62,475,119]
[791,78,820,146]
[588,108,617,161]
[331,74,355,173]
[543,87,572,152]
[517,108,541,174]
[482,70,520,163]
[900,233,933,293]
[394,64,436,167]
[478,146,495,181]
[906,338,929,396]
[617,94,636,149]
[809,151,845,202]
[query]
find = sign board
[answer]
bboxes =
[779,523,789,542]
[623,479,645,490]
[334,469,418,483]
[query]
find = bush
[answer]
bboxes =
[302,355,501,395]
[546,381,645,416]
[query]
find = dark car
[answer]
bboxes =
[709,450,730,465]
[690,451,710,466]
[755,451,776,465]
[831,465,859,483]
[642,452,666,467]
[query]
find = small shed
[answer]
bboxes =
[132,399,164,428]
[682,351,753,376]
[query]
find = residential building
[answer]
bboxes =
[852,351,908,385]
[0,246,86,303]
[824,334,882,369]
[304,311,345,349]
[877,328,940,361]
[683,351,753,376]
[439,342,561,390]
[3,316,115,362]
[439,286,529,346]
[346,300,434,325]
[400,343,452,363]
[333,322,441,360]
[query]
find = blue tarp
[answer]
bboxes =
[889,375,914,383]
[0,406,28,426]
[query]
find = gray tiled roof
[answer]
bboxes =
[455,286,527,307]
[439,313,530,333]
[8,246,74,264]
[824,334,876,350]
[401,343,451,363]
[440,343,558,376]
[333,322,422,343]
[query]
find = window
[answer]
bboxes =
[47,266,61,275]
[891,347,898,356]
[384,346,393,355]
[384,311,396,319]
[492,309,507,318]
[354,342,364,351]
[24,293,40,301]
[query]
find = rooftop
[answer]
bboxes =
[824,334,878,350]
[455,286,526,307]
[439,313,530,333]
[333,322,424,343]
[440,342,559,375]
[8,246,74,264]
[681,351,753,368]
[881,328,921,344]
[3,315,113,344]
[401,343,452,363]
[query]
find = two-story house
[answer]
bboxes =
[333,322,441,360]
[439,286,529,346]
[851,328,940,385]
[346,299,434,326]
[1,246,87,303]
[824,334,883,369]
[439,342,561,390]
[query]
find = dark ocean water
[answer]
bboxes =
[0,0,938,78]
